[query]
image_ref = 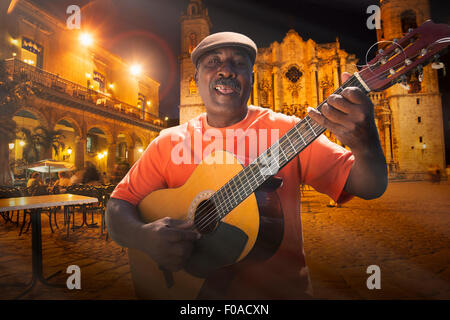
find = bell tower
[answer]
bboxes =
[179,0,212,124]
[377,0,446,178]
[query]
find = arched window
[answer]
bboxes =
[401,10,417,33]
[189,4,198,16]
[188,33,197,54]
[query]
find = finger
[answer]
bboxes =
[165,218,195,229]
[307,108,346,135]
[341,72,352,83]
[326,94,355,114]
[340,87,368,105]
[321,102,354,127]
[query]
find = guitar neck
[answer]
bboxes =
[212,73,371,219]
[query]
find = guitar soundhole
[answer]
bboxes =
[194,199,219,234]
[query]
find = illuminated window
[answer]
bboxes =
[21,37,43,68]
[93,71,105,92]
[189,77,197,95]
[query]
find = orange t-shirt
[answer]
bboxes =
[111,105,354,298]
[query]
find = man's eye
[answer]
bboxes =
[208,57,221,65]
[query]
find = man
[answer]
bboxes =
[106,32,387,299]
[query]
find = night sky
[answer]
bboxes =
[30,0,450,120]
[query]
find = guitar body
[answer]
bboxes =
[128,150,284,299]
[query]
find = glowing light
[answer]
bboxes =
[146,100,151,106]
[79,32,93,46]
[130,64,142,76]
[10,38,18,45]
[19,140,25,146]
[102,151,107,156]
[164,116,169,121]
[97,153,104,160]
[108,83,114,89]
[138,148,144,153]
[85,73,91,78]
[12,52,16,57]
[9,143,15,150]
[67,147,72,155]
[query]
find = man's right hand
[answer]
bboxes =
[137,217,201,272]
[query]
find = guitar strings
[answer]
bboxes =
[191,40,445,231]
[194,62,401,231]
[193,74,378,231]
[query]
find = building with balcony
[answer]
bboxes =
[1,0,165,179]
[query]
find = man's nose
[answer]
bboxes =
[218,60,236,78]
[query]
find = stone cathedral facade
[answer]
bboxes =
[179,0,447,179]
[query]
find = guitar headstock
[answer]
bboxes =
[358,20,450,92]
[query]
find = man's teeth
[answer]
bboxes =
[215,85,234,93]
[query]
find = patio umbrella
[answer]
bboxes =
[26,159,75,184]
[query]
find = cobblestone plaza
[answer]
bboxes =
[0,181,448,299]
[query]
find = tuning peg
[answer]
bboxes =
[432,54,445,70]
[378,49,384,54]
[432,61,444,70]
[408,28,414,33]
[421,48,428,56]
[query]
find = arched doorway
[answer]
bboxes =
[86,127,109,174]
[12,109,41,168]
[133,137,144,164]
[53,119,78,163]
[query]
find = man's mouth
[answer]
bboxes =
[211,79,241,95]
[214,84,237,95]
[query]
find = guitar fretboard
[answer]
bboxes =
[211,73,370,219]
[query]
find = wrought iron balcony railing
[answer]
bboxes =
[4,58,165,131]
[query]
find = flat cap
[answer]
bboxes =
[191,32,257,67]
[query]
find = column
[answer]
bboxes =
[272,66,278,112]
[253,69,259,106]
[107,141,116,176]
[75,136,86,170]
[128,143,135,166]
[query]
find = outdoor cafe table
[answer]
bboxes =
[0,193,98,298]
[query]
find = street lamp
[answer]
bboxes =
[79,32,93,47]
[130,64,142,76]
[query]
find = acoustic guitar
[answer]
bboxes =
[129,20,450,299]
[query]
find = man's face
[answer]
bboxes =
[195,46,253,117]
